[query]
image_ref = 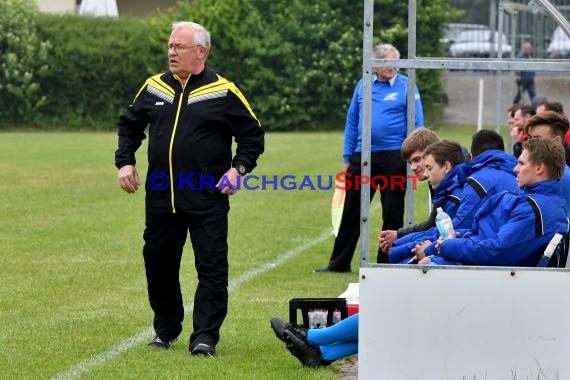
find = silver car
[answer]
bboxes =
[440,23,487,55]
[449,29,512,58]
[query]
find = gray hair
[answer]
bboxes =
[373,43,400,60]
[171,21,211,50]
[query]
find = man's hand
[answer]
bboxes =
[217,167,240,195]
[379,230,397,252]
[418,256,432,265]
[434,232,460,252]
[337,163,350,180]
[118,165,140,194]
[412,240,432,261]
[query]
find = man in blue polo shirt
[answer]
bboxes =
[315,43,424,272]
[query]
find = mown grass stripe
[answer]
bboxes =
[52,228,332,380]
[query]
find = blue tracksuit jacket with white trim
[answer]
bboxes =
[389,150,519,262]
[433,180,568,266]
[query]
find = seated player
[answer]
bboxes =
[384,140,466,263]
[378,128,440,253]
[418,137,568,266]
[389,130,518,264]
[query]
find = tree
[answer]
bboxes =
[36,15,152,129]
[0,0,50,126]
[150,0,460,130]
[451,0,489,25]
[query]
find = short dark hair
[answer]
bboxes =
[508,103,523,117]
[423,140,466,168]
[470,130,504,157]
[523,137,565,180]
[401,128,440,160]
[537,100,564,114]
[525,111,570,139]
[519,105,536,118]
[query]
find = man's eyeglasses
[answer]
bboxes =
[167,44,203,52]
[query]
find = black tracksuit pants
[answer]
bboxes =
[143,209,228,349]
[328,151,406,270]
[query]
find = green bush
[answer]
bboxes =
[0,0,50,127]
[1,0,459,130]
[150,0,363,131]
[34,14,154,129]
[150,0,460,131]
[373,0,461,123]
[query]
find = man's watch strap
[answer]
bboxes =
[232,163,247,176]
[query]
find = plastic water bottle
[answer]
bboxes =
[435,207,455,240]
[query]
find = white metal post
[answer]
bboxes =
[405,0,418,231]
[477,78,484,131]
[360,0,374,267]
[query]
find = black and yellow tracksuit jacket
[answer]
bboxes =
[115,66,265,214]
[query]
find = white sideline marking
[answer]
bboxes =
[52,228,332,380]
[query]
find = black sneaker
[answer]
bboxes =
[148,335,177,349]
[313,266,351,273]
[190,343,216,357]
[270,317,307,342]
[283,330,325,368]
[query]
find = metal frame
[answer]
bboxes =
[360,0,570,266]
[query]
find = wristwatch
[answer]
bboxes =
[233,163,247,176]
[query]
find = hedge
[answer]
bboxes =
[33,14,156,129]
[0,0,459,130]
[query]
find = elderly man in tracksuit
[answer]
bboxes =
[419,137,568,266]
[115,22,264,355]
[389,130,519,263]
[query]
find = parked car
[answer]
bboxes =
[449,29,512,58]
[547,26,570,58]
[440,23,488,55]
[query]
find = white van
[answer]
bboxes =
[547,26,570,58]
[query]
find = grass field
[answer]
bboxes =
[0,128,479,379]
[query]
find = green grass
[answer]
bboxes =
[0,127,479,379]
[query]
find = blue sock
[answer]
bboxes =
[307,313,359,346]
[320,341,358,361]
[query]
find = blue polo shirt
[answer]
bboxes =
[343,73,424,163]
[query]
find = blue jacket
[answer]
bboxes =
[451,150,519,229]
[433,180,568,266]
[389,150,519,262]
[388,164,464,263]
[560,165,570,218]
[343,73,424,162]
[515,51,535,81]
